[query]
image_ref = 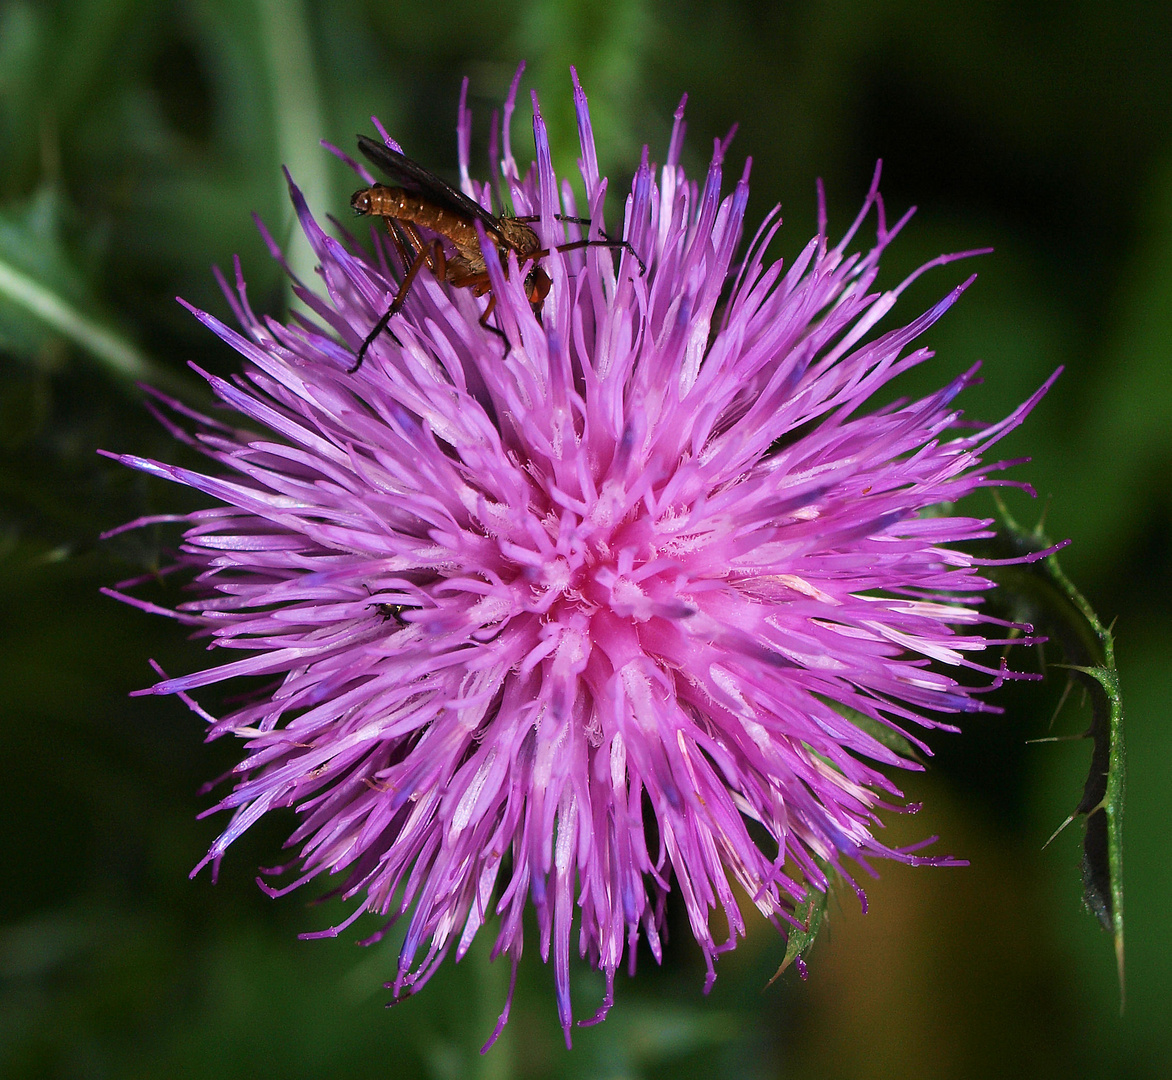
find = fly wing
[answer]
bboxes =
[356,135,501,232]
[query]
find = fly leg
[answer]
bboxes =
[445,268,507,341]
[477,292,505,338]
[534,237,646,276]
[349,224,446,373]
[513,215,646,275]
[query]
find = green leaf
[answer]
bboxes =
[826,698,922,762]
[991,499,1126,1004]
[767,885,829,987]
[0,187,182,390]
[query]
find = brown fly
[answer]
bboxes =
[348,134,644,372]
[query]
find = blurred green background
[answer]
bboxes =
[1,1,1168,1077]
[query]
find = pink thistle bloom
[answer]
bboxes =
[104,67,1056,1046]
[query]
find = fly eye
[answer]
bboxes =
[350,189,372,215]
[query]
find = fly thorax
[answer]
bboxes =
[496,218,541,258]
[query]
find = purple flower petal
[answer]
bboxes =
[107,72,1055,1047]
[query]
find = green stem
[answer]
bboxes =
[0,255,153,383]
[254,0,332,292]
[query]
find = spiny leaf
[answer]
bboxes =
[991,499,1125,1005]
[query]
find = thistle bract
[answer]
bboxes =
[105,67,1054,1045]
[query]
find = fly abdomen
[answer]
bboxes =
[351,185,482,252]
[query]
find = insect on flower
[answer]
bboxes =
[348,133,645,372]
[104,65,1063,1049]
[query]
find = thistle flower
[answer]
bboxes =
[104,67,1055,1046]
